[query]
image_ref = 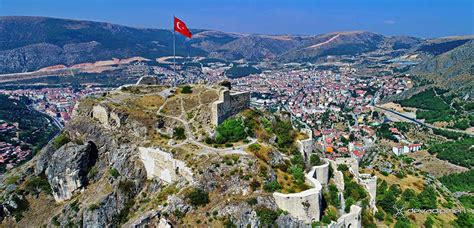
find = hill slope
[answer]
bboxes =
[0,16,432,74]
[410,40,474,92]
[0,16,204,73]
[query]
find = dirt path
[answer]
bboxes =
[306,34,340,49]
[156,93,255,155]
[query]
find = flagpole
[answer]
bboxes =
[173,15,176,87]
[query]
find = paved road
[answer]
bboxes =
[375,105,473,136]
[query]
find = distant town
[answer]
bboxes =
[0,56,422,171]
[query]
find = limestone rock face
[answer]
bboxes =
[82,192,128,227]
[35,142,56,175]
[45,142,98,202]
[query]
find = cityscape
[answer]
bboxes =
[0,0,472,227]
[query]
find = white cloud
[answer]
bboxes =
[384,20,397,25]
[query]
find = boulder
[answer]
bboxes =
[46,142,98,202]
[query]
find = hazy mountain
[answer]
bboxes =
[0,16,471,75]
[210,34,304,61]
[278,31,385,61]
[0,16,204,73]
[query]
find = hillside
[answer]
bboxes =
[279,31,386,62]
[0,16,204,73]
[0,16,454,74]
[0,84,315,226]
[410,40,474,92]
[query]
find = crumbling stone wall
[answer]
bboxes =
[358,174,378,212]
[138,147,193,183]
[211,89,250,126]
[273,173,323,223]
[92,105,122,129]
[309,160,329,186]
[328,205,362,228]
[297,128,313,161]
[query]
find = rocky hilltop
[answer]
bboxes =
[0,84,377,227]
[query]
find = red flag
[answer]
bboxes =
[174,16,192,38]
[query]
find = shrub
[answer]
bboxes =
[256,207,280,226]
[173,127,186,140]
[53,132,70,149]
[374,210,385,221]
[181,85,193,94]
[310,153,322,166]
[186,188,209,207]
[88,203,100,211]
[215,118,247,144]
[250,180,261,191]
[247,198,258,206]
[328,184,340,207]
[108,168,120,178]
[337,164,349,172]
[248,143,261,152]
[263,180,282,192]
[5,175,20,185]
[290,165,304,186]
[24,176,52,194]
[51,215,60,226]
[118,180,135,194]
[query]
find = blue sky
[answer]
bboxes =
[0,0,472,38]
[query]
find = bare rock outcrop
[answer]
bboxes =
[45,142,98,202]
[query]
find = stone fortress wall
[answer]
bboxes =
[358,174,378,212]
[92,105,123,129]
[309,160,329,186]
[273,157,376,226]
[328,205,362,228]
[211,89,250,126]
[273,167,324,223]
[297,128,314,161]
[138,147,194,184]
[330,157,378,213]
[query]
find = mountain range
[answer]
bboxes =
[0,16,472,90]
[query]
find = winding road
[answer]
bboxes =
[375,105,473,136]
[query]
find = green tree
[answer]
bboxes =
[186,188,209,207]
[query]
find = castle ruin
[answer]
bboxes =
[273,157,376,226]
[211,89,250,126]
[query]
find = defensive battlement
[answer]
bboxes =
[296,128,314,161]
[211,89,250,126]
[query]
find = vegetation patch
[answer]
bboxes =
[214,118,248,144]
[53,132,70,149]
[255,207,282,226]
[428,138,474,168]
[186,188,209,207]
[439,169,474,192]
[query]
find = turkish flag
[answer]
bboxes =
[174,17,192,38]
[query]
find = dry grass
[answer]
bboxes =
[295,132,309,141]
[132,95,165,110]
[199,90,219,104]
[161,98,182,117]
[373,170,425,193]
[246,143,272,162]
[408,150,468,178]
[182,95,200,112]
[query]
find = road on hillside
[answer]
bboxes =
[375,105,473,136]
